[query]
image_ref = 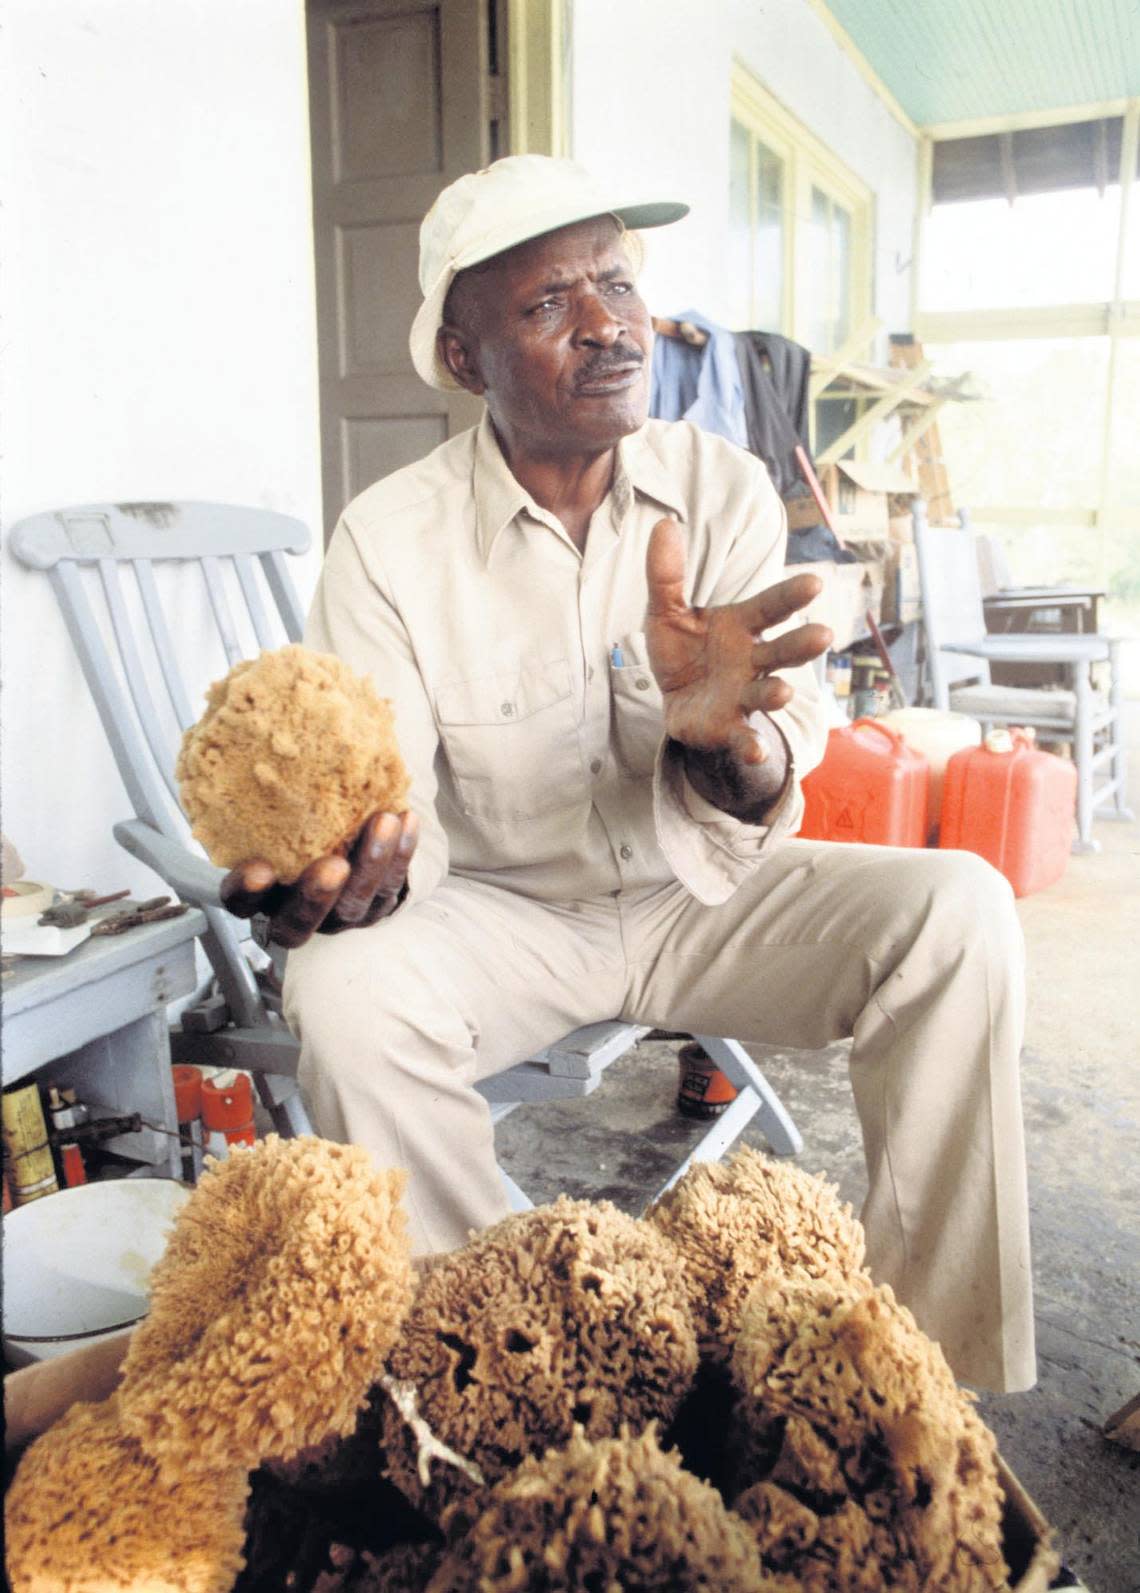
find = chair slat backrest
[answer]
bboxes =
[201,554,245,669]
[10,502,314,1027]
[97,557,186,813]
[12,502,311,811]
[912,503,991,708]
[51,559,183,837]
[11,500,312,847]
[134,558,196,730]
[234,554,277,653]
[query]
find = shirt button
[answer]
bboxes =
[590,757,602,774]
[619,843,633,861]
[635,677,651,691]
[500,702,514,717]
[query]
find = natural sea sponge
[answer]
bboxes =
[4,1396,249,1593]
[176,644,409,883]
[320,1542,446,1592]
[119,1136,414,1479]
[426,1427,777,1592]
[647,1147,868,1363]
[730,1277,1009,1590]
[381,1198,699,1523]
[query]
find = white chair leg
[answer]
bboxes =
[1104,641,1135,821]
[1072,661,1099,853]
[693,1035,803,1156]
[499,1166,534,1212]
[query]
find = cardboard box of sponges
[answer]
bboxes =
[999,1456,1061,1590]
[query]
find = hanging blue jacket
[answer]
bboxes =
[649,309,750,450]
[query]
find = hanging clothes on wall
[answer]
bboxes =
[732,331,813,496]
[648,309,749,449]
[650,314,851,564]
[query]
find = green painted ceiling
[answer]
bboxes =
[823,0,1140,128]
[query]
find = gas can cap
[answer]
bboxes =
[984,729,1015,754]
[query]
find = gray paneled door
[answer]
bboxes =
[308,0,490,534]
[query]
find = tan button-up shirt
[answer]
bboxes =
[306,413,827,907]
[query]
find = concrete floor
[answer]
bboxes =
[497,719,1140,1592]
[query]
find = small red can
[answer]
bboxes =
[799,718,929,848]
[201,1070,256,1160]
[939,729,1077,896]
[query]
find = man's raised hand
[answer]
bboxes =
[221,809,419,949]
[644,517,832,767]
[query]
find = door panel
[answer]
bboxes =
[309,0,489,534]
[343,415,449,496]
[339,222,423,373]
[334,11,443,181]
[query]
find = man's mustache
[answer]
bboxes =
[575,346,646,386]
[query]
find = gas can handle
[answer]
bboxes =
[850,716,906,752]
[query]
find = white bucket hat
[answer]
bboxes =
[409,155,689,391]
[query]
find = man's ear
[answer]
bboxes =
[438,325,486,395]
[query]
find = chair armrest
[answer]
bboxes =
[942,635,1111,664]
[989,585,1104,602]
[113,819,225,908]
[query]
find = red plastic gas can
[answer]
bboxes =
[799,718,929,847]
[939,729,1076,896]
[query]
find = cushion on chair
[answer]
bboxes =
[948,684,1077,723]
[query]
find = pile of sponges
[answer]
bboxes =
[5,1138,413,1593]
[5,1144,1029,1592]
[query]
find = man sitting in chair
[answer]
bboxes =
[225,157,1034,1396]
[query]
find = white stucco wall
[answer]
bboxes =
[1,1,323,898]
[569,0,917,342]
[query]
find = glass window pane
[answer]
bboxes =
[803,187,851,354]
[727,119,753,330]
[753,139,785,332]
[831,201,851,349]
[803,187,832,352]
[924,338,1111,512]
[1120,196,1140,299]
[921,189,1122,311]
[1105,337,1140,510]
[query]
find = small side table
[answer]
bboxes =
[983,586,1105,689]
[2,908,206,1177]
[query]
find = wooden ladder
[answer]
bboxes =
[889,334,956,524]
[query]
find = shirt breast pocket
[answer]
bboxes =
[434,660,585,821]
[611,635,665,777]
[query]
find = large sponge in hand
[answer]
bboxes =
[176,644,409,883]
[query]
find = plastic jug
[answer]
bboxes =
[799,718,929,847]
[939,729,1077,896]
[880,707,981,832]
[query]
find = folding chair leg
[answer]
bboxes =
[253,1072,316,1137]
[1072,661,1099,853]
[651,1089,763,1204]
[693,1035,803,1156]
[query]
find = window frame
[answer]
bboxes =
[730,61,874,354]
[912,99,1140,539]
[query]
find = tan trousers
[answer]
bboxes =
[284,840,1034,1392]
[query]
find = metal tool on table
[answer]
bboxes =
[90,897,189,936]
[38,891,188,936]
[37,889,131,929]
